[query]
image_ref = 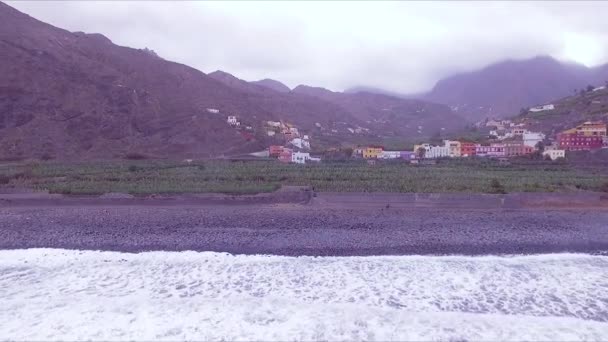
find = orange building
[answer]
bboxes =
[362,146,384,159]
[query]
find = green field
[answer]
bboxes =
[1,158,607,195]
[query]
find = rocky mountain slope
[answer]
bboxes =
[424,56,608,121]
[292,85,461,139]
[0,2,462,159]
[515,85,608,137]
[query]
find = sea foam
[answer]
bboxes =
[1,249,607,341]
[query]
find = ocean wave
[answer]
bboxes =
[1,249,607,341]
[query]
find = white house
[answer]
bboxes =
[379,151,401,159]
[267,130,276,137]
[206,108,220,114]
[418,144,450,159]
[227,116,239,126]
[443,140,461,157]
[511,128,527,135]
[486,119,502,128]
[542,149,565,160]
[523,132,545,148]
[291,152,311,164]
[289,138,311,150]
[267,121,281,127]
[529,104,555,112]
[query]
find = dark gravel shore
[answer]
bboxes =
[1,202,607,256]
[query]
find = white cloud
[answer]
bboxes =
[6,1,608,93]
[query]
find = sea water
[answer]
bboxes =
[1,249,607,341]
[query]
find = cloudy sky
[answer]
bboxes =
[7,1,608,93]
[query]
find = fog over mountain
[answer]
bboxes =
[7,1,608,94]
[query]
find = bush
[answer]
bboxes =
[601,182,608,193]
[40,153,54,161]
[0,175,10,185]
[128,165,138,172]
[489,179,506,194]
[124,152,148,160]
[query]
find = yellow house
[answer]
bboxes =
[363,146,383,159]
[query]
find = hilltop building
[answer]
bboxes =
[227,116,239,126]
[529,104,555,112]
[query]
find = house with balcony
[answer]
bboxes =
[475,143,506,157]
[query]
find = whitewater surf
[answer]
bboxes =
[1,249,607,341]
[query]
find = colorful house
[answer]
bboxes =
[558,133,603,151]
[504,142,534,157]
[460,142,476,157]
[363,146,384,159]
[269,145,286,157]
[475,143,506,157]
[278,150,293,163]
[558,122,606,151]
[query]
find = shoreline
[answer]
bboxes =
[1,201,607,256]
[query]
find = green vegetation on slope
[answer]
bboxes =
[1,158,606,195]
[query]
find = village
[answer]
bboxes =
[217,108,608,165]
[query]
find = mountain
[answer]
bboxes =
[250,78,290,93]
[0,2,281,159]
[292,85,462,139]
[344,86,418,99]
[424,56,608,122]
[0,2,461,159]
